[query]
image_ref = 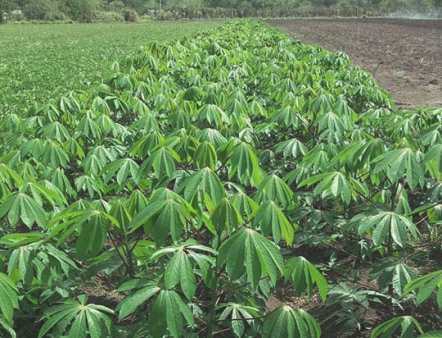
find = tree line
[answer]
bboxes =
[1,0,441,22]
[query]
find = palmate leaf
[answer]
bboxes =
[424,143,442,179]
[75,175,104,198]
[164,250,196,300]
[64,137,85,159]
[130,188,194,243]
[42,121,71,142]
[198,128,227,149]
[274,138,307,160]
[218,303,260,337]
[404,270,442,310]
[88,145,116,166]
[371,260,415,297]
[374,148,425,189]
[310,90,334,115]
[104,158,140,186]
[284,256,328,301]
[129,131,164,158]
[181,168,225,208]
[151,243,216,300]
[231,190,258,221]
[149,290,194,338]
[253,202,296,245]
[331,139,384,170]
[211,197,243,234]
[76,211,109,259]
[0,192,46,229]
[272,105,308,129]
[298,145,330,172]
[76,113,103,141]
[82,154,106,176]
[263,305,321,338]
[255,174,294,208]
[317,111,350,143]
[358,211,419,247]
[0,164,22,192]
[371,316,423,338]
[218,228,284,288]
[0,273,19,325]
[117,281,160,320]
[228,141,262,186]
[194,141,217,170]
[51,168,76,198]
[197,104,229,129]
[39,140,70,168]
[38,295,114,338]
[299,171,354,205]
[26,181,67,207]
[126,189,149,216]
[144,146,180,179]
[110,200,132,233]
[6,241,77,286]
[50,208,116,259]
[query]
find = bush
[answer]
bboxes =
[123,8,139,22]
[23,0,59,20]
[10,9,25,21]
[107,0,126,12]
[67,0,99,22]
[94,10,124,22]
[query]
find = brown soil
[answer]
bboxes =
[268,18,442,108]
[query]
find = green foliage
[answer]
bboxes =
[0,20,440,338]
[284,256,328,301]
[218,228,284,288]
[405,270,442,310]
[358,211,419,247]
[263,305,321,338]
[371,316,423,338]
[38,295,113,338]
[0,21,219,116]
[0,273,19,326]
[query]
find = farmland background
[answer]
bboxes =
[0,21,220,115]
[0,0,441,336]
[0,0,441,22]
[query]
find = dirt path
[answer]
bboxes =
[268,18,442,108]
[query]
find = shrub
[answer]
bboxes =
[23,0,59,20]
[67,0,99,22]
[107,0,126,12]
[94,10,124,22]
[10,9,24,21]
[123,8,139,22]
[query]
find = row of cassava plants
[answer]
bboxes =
[0,20,441,337]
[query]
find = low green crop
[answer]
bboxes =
[0,21,220,116]
[0,20,441,338]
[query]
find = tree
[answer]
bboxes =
[65,0,100,21]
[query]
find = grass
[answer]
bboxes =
[0,21,220,115]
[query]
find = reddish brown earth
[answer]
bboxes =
[268,18,442,108]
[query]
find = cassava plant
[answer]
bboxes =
[0,20,441,337]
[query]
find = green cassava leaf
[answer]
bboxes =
[253,201,296,245]
[218,228,284,288]
[371,316,423,338]
[263,305,321,338]
[358,211,419,247]
[284,256,328,301]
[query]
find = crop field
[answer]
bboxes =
[0,21,220,115]
[269,18,442,108]
[0,19,442,338]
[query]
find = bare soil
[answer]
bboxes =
[268,18,442,108]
